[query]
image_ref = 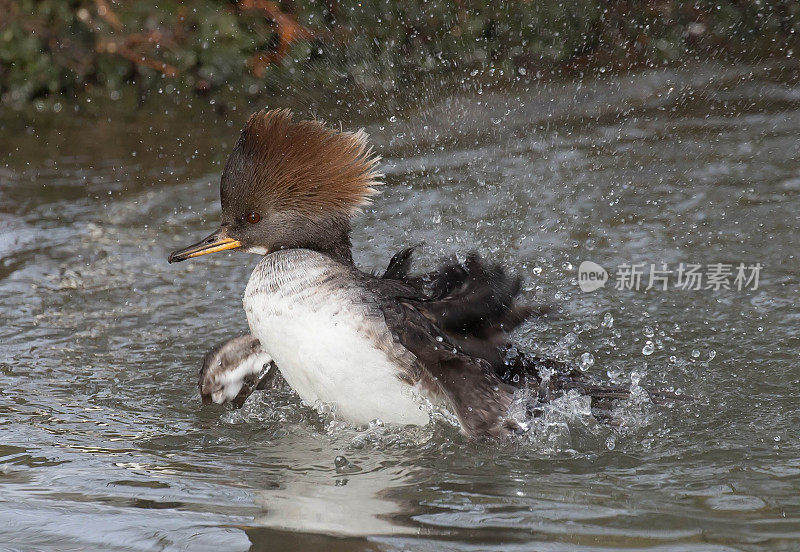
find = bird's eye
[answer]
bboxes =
[246,212,261,224]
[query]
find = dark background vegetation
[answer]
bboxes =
[1,0,798,110]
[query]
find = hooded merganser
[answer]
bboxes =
[168,109,674,438]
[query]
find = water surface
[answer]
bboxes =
[2,63,800,551]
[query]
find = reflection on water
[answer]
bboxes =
[253,457,417,536]
[2,62,800,550]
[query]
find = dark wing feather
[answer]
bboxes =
[378,297,518,439]
[379,248,539,372]
[383,251,533,332]
[381,245,418,281]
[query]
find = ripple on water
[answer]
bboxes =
[2,62,800,550]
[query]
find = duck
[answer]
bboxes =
[169,108,671,439]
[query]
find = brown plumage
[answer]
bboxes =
[222,108,382,216]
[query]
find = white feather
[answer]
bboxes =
[211,351,273,404]
[243,251,429,427]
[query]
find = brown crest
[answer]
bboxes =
[221,108,382,216]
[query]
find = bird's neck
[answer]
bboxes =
[322,233,353,265]
[298,214,354,265]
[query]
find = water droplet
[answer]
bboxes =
[334,456,349,469]
[560,332,578,347]
[579,352,595,370]
[708,350,716,361]
[643,326,654,337]
[642,341,655,355]
[605,436,616,450]
[601,313,614,328]
[691,349,701,358]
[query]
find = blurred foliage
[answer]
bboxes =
[1,0,798,108]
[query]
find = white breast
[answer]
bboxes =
[242,250,429,427]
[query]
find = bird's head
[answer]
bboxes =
[168,108,381,265]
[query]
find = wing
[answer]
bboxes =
[379,298,518,439]
[199,335,278,407]
[378,248,542,372]
[376,248,689,418]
